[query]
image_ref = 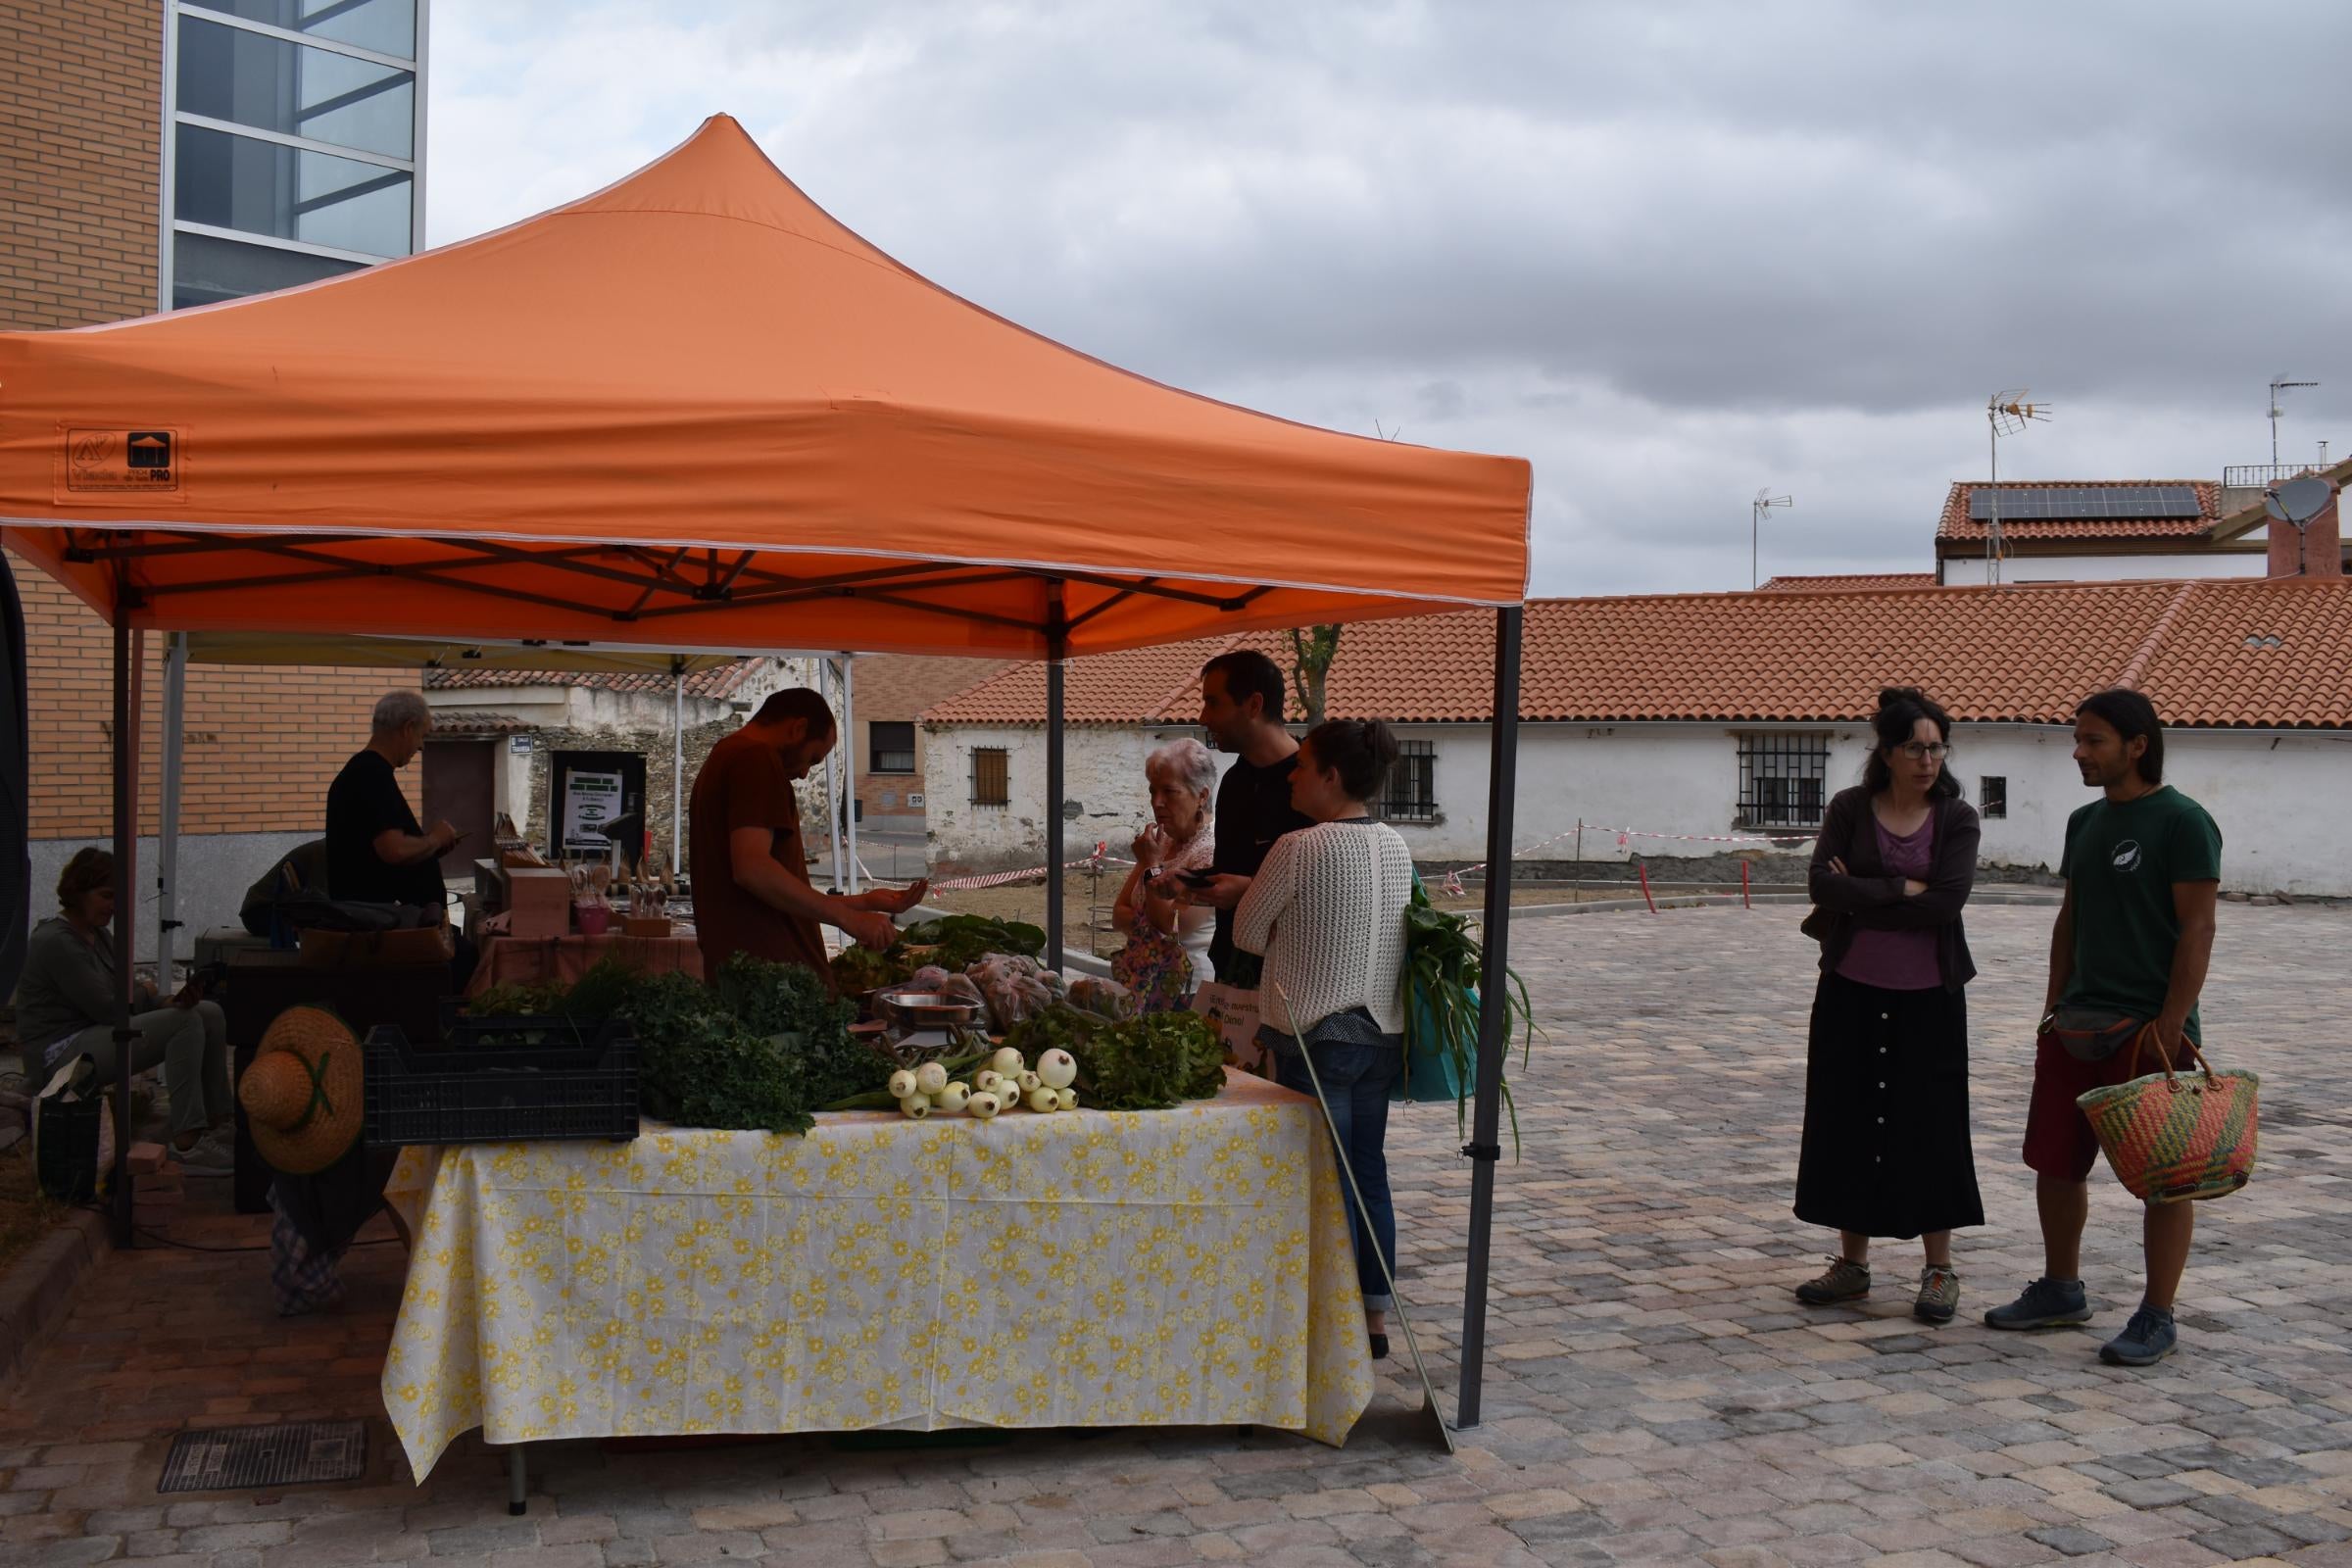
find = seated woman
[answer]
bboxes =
[11,848,233,1171]
[1231,719,1414,1358]
[1110,738,1218,1010]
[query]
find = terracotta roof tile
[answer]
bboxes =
[1936,479,2221,544]
[429,710,536,735]
[924,579,2352,730]
[849,656,1017,722]
[424,659,765,699]
[1759,573,1938,593]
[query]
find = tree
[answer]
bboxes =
[1287,624,1342,728]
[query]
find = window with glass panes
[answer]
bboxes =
[869,722,915,775]
[1735,733,1831,828]
[164,0,426,311]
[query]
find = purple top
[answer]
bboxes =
[1836,813,1941,992]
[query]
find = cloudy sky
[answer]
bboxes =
[426,1,2352,598]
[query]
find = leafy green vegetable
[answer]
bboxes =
[830,945,912,996]
[1402,881,1536,1154]
[1009,1004,1224,1111]
[713,956,869,1109]
[899,914,1047,970]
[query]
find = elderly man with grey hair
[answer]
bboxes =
[325,688,460,916]
[1109,736,1219,1008]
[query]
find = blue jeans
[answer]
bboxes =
[1270,1035,1402,1311]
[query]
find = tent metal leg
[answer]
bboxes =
[842,654,859,894]
[670,664,683,873]
[157,632,186,980]
[1455,605,1521,1430]
[1045,658,1065,965]
[110,619,143,1248]
[1045,581,1067,967]
[506,1443,527,1515]
[822,658,846,890]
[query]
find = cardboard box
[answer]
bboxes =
[621,915,672,939]
[506,867,573,940]
[301,925,456,968]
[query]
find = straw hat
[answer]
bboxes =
[239,1005,365,1175]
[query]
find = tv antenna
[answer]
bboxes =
[2270,377,2319,467]
[1984,390,2051,586]
[1750,488,1791,590]
[2265,475,2333,576]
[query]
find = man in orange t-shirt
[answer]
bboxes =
[688,687,923,987]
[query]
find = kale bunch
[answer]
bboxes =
[1009,1004,1224,1111]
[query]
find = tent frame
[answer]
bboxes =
[96,593,1527,1428]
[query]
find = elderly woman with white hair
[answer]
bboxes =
[1110,737,1218,1009]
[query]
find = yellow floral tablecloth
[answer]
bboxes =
[381,1070,1373,1481]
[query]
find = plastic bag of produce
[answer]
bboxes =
[1066,975,1137,1021]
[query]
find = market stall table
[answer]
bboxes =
[381,1070,1375,1481]
[463,930,703,996]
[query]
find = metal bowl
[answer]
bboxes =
[874,990,980,1031]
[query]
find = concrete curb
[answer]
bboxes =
[1492,889,2064,920]
[0,1200,111,1395]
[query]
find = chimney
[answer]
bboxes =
[2270,483,2342,578]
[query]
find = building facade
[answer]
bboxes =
[5,0,431,956]
[924,574,2352,896]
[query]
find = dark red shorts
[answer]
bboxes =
[2022,1031,2155,1181]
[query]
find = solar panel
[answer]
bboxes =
[1969,485,2202,521]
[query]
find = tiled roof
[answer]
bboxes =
[1759,573,1938,593]
[1936,480,2221,545]
[428,710,536,735]
[850,656,1016,722]
[424,660,766,699]
[924,579,2352,730]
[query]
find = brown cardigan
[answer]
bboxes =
[1804,786,1980,991]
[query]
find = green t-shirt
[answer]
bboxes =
[2058,785,2222,1043]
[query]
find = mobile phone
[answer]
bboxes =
[1177,869,1217,889]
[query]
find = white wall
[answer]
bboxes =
[926,719,2352,894]
[1939,551,2265,586]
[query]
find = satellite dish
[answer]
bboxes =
[2265,476,2333,526]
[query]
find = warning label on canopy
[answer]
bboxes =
[59,427,183,501]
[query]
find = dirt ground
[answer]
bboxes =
[918,869,1783,956]
[0,1142,65,1277]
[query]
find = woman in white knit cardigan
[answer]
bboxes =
[1232,718,1414,1358]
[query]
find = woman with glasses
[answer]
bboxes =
[1793,686,1984,1324]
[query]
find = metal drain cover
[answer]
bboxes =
[158,1421,367,1494]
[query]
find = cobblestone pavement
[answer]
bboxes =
[2,903,2348,1567]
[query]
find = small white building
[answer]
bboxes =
[923,576,2352,897]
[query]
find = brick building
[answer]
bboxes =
[4,0,432,956]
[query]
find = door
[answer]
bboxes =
[421,738,497,881]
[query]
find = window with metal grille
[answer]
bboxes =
[971,747,1009,808]
[1735,733,1831,828]
[1378,740,1439,821]
[1980,775,2007,819]
[869,721,915,774]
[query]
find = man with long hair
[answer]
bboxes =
[1985,689,2221,1367]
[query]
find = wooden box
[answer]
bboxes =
[621,915,672,939]
[506,867,573,940]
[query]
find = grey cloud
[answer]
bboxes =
[427,0,2352,595]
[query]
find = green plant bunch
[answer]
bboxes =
[1402,881,1537,1151]
[898,914,1047,971]
[482,955,897,1136]
[1005,1004,1224,1111]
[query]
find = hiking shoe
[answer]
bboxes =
[2099,1304,2178,1367]
[1984,1276,2091,1330]
[1914,1265,1961,1325]
[1794,1256,1871,1305]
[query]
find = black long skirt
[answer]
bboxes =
[1793,969,1984,1240]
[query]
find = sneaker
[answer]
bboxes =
[2099,1304,2178,1367]
[1794,1255,1871,1305]
[1914,1265,1961,1325]
[171,1129,234,1175]
[1984,1275,2092,1330]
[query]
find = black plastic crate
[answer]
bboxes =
[364,1015,639,1148]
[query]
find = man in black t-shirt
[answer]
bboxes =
[1187,650,1313,984]
[325,690,457,909]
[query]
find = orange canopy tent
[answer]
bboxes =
[0,115,1528,659]
[0,115,1531,1430]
